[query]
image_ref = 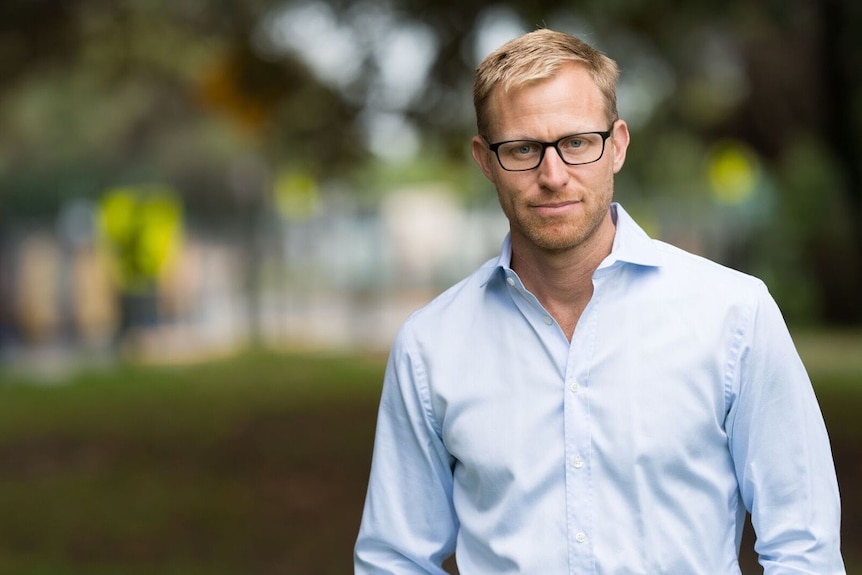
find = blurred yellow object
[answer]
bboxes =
[707,141,760,205]
[274,169,319,220]
[98,186,183,292]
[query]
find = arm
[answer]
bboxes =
[354,328,458,574]
[728,283,845,573]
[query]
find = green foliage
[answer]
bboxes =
[350,152,493,207]
[0,0,362,218]
[0,0,859,321]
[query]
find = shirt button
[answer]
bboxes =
[543,316,553,325]
[572,456,584,469]
[575,532,587,543]
[506,277,515,286]
[569,381,579,393]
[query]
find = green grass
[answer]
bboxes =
[0,350,386,575]
[0,332,859,574]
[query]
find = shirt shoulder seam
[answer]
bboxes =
[399,319,445,439]
[725,278,767,433]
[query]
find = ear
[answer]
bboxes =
[610,120,630,174]
[471,135,496,182]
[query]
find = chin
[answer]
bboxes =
[526,229,589,252]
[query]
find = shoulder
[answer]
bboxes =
[630,239,776,338]
[611,204,766,302]
[408,257,499,324]
[392,257,503,351]
[651,239,766,296]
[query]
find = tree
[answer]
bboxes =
[0,0,363,220]
[1,0,859,324]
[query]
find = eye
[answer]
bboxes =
[515,142,540,156]
[563,137,586,149]
[502,141,540,158]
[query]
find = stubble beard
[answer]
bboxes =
[504,185,614,254]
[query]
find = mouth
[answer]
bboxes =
[533,200,580,208]
[530,199,582,215]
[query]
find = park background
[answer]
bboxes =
[0,0,860,573]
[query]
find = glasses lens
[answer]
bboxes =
[496,141,543,171]
[557,133,605,165]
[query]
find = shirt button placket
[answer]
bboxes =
[565,368,592,568]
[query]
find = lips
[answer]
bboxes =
[530,199,582,213]
[533,200,580,208]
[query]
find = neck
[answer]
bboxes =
[510,212,615,339]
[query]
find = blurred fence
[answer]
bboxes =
[0,184,508,373]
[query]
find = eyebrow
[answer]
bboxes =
[493,128,608,143]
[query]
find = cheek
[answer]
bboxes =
[494,184,515,212]
[492,182,525,221]
[493,175,528,204]
[584,162,616,191]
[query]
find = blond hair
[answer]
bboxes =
[473,29,620,137]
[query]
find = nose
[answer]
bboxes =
[536,145,570,189]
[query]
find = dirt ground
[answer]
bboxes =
[0,382,857,574]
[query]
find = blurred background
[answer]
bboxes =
[0,0,860,573]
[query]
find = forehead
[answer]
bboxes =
[487,63,605,139]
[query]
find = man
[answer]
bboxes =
[355,28,844,574]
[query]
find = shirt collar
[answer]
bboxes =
[602,202,664,269]
[481,202,663,286]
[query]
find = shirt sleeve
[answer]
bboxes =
[727,282,845,573]
[354,325,459,574]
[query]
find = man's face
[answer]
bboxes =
[471,63,629,255]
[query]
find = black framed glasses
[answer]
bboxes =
[487,128,613,172]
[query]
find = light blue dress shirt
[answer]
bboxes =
[355,203,844,574]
